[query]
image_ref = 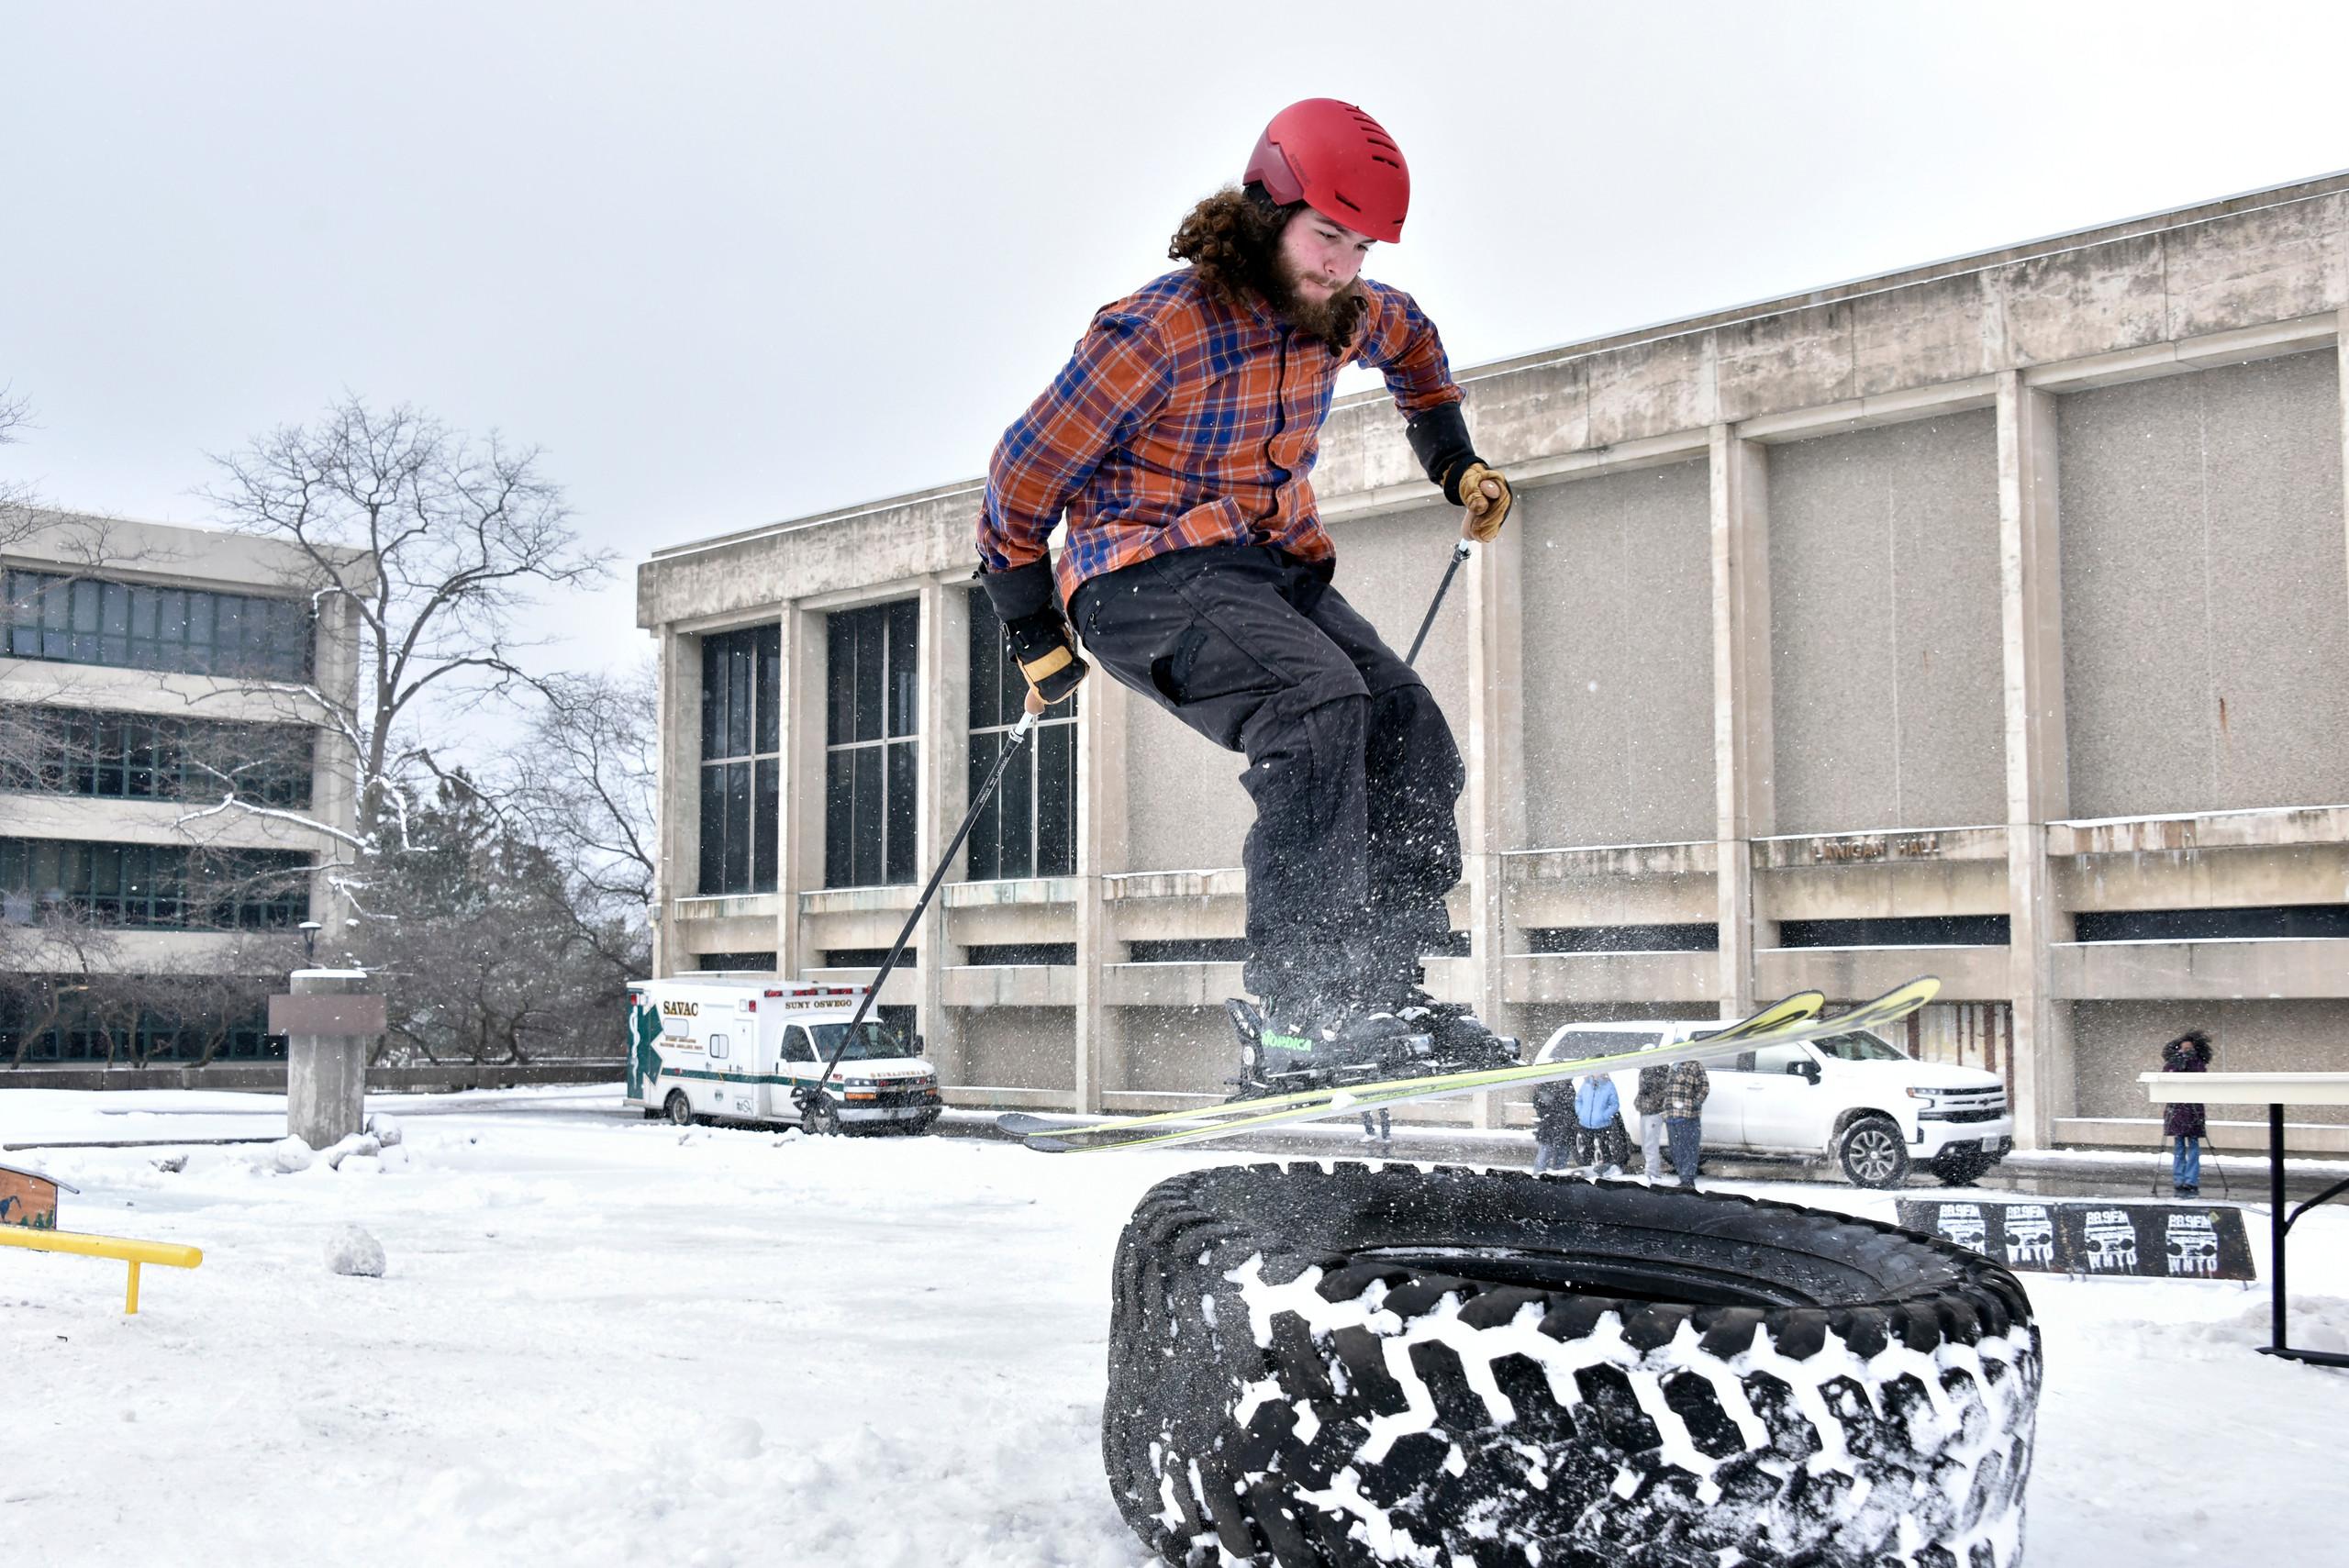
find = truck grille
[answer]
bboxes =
[1921,1088,2007,1124]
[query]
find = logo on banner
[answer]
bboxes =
[2165,1213,2221,1277]
[1896,1199,2254,1282]
[2001,1205,2055,1268]
[2081,1209,2139,1273]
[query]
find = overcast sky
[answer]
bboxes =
[7,0,2349,675]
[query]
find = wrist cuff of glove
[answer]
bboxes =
[1406,402,1477,500]
[1004,610,1087,703]
[976,556,1058,623]
[1439,455,1492,507]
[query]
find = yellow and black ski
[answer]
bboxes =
[998,983,1937,1155]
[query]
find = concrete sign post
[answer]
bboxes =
[271,970,387,1149]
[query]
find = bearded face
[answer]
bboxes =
[1166,187,1375,351]
[1263,247,1369,350]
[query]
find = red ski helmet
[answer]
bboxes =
[1243,98,1410,244]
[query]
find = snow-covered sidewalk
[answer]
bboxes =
[3,1086,2343,1567]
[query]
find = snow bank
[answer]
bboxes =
[326,1224,386,1278]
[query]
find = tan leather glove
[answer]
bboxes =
[1455,461,1513,542]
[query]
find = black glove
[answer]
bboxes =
[976,558,1089,706]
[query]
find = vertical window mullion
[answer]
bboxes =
[851,745,883,885]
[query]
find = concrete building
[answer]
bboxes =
[637,172,2349,1156]
[0,512,367,1064]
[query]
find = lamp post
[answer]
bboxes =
[297,920,321,966]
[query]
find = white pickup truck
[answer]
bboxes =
[1538,1018,2013,1187]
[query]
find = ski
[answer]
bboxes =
[996,986,1820,1149]
[1007,977,1932,1155]
[996,984,1917,1154]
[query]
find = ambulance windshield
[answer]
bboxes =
[809,1021,916,1061]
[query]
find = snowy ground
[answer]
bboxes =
[3,1085,2344,1568]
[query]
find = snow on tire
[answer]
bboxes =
[1103,1162,2040,1568]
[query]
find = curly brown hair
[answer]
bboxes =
[1169,184,1368,351]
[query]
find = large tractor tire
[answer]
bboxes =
[1104,1163,2039,1568]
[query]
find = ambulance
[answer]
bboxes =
[625,975,942,1135]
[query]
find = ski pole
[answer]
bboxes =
[794,690,1047,1119]
[1404,538,1473,667]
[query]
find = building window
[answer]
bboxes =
[697,951,776,972]
[1,570,314,682]
[0,839,311,930]
[0,985,280,1065]
[824,601,918,887]
[964,589,1076,881]
[0,705,313,809]
[697,624,781,895]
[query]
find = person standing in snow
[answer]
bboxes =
[1662,1058,1709,1188]
[974,99,1513,1064]
[1572,1071,1627,1177]
[2161,1028,2213,1197]
[1531,1074,1577,1174]
[1632,1060,1671,1182]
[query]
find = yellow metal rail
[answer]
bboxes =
[0,1226,204,1314]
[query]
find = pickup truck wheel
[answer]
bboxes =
[1105,1162,2040,1568]
[662,1090,693,1128]
[1839,1114,1911,1187]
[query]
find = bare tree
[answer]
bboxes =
[200,395,615,850]
[0,905,123,1067]
[0,386,38,550]
[503,661,657,919]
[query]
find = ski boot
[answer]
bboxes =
[1223,994,1429,1099]
[1382,987,1522,1073]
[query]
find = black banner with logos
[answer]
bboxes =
[1895,1198,2256,1281]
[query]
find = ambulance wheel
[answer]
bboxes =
[663,1090,693,1128]
[1104,1162,2041,1567]
[803,1100,841,1138]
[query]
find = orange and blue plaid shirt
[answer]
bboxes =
[978,267,1464,606]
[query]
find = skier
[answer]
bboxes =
[974,98,1515,1072]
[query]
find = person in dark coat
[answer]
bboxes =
[2162,1029,2212,1197]
[1633,1062,1671,1182]
[1531,1078,1578,1174]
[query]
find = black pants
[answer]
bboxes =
[1071,544,1464,1006]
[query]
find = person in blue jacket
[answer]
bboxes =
[1573,1072,1630,1178]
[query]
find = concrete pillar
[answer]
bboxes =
[1463,525,1524,1129]
[781,606,828,982]
[768,608,795,978]
[915,578,968,1076]
[1710,427,1775,1017]
[281,970,379,1149]
[1074,663,1130,1114]
[651,621,695,977]
[1997,373,2075,1149]
[2340,328,2349,645]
